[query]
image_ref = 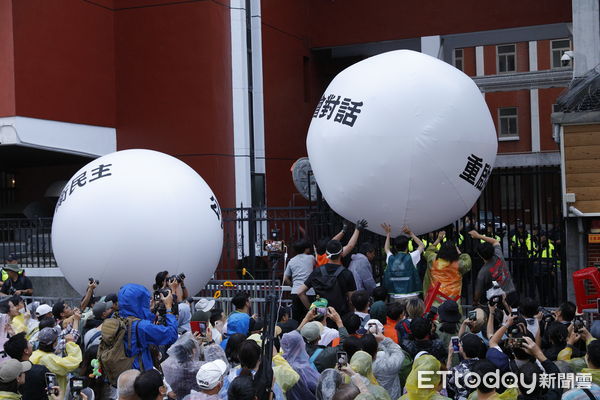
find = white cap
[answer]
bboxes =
[35,304,53,318]
[195,298,216,312]
[196,359,227,390]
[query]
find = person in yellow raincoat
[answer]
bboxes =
[423,232,472,309]
[30,327,82,393]
[400,353,449,400]
[347,351,391,400]
[0,296,37,341]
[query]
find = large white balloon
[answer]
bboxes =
[307,50,497,236]
[52,149,223,295]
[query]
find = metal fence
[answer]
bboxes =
[215,166,567,306]
[0,218,56,267]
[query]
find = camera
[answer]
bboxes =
[489,295,502,307]
[70,377,85,399]
[7,287,16,295]
[561,51,573,67]
[507,324,521,337]
[336,351,348,369]
[367,323,379,335]
[168,273,185,284]
[539,307,555,324]
[45,373,59,397]
[424,306,438,321]
[573,315,585,333]
[153,288,170,302]
[451,336,460,352]
[89,277,99,285]
[468,310,477,321]
[263,240,284,252]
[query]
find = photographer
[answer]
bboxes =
[0,265,32,297]
[153,271,188,303]
[118,283,178,371]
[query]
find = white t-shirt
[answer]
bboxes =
[284,253,316,295]
[386,250,421,267]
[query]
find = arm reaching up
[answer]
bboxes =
[342,219,368,257]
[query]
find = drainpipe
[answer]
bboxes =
[570,206,585,269]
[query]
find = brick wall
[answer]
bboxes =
[587,241,600,268]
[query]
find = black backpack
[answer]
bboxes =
[312,265,345,304]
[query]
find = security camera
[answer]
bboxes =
[561,51,574,66]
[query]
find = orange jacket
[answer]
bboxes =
[384,317,399,343]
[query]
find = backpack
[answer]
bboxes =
[384,253,422,295]
[97,316,143,385]
[311,266,345,306]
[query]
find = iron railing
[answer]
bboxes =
[0,218,56,268]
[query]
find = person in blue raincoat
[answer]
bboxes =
[118,284,178,370]
[220,312,250,350]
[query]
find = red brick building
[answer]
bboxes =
[0,0,576,215]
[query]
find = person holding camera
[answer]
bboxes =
[0,265,32,297]
[153,271,188,303]
[117,283,178,371]
[30,328,82,393]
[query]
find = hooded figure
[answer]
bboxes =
[280,331,319,400]
[220,312,250,350]
[349,351,391,400]
[316,369,342,400]
[400,354,450,400]
[118,284,178,371]
[178,303,192,334]
[161,333,203,399]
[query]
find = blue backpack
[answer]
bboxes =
[383,252,422,295]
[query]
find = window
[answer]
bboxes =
[498,107,518,137]
[551,39,571,69]
[454,48,464,71]
[552,104,561,113]
[251,173,265,207]
[497,44,516,73]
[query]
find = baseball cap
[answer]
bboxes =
[6,253,18,262]
[92,301,113,319]
[195,298,215,312]
[38,327,59,346]
[196,359,227,390]
[300,321,323,343]
[0,359,31,383]
[35,304,53,318]
[2,264,22,273]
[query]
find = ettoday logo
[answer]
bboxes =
[417,371,593,394]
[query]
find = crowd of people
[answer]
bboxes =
[0,223,597,400]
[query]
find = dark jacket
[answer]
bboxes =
[118,284,178,370]
[401,338,447,363]
[22,364,49,400]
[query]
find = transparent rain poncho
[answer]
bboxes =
[161,332,203,399]
[280,330,320,400]
[316,368,342,400]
